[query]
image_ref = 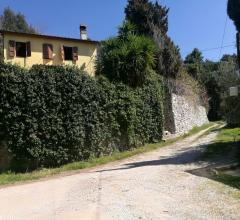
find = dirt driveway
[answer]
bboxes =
[0,127,239,220]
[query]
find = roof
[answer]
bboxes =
[0,30,99,45]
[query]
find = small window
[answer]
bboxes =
[64,46,73,61]
[16,42,27,57]
[16,42,31,57]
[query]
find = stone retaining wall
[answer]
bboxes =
[165,93,209,135]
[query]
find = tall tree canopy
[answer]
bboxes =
[125,0,169,36]
[0,7,38,33]
[184,48,204,79]
[184,48,239,121]
[185,48,203,64]
[125,0,182,78]
[228,0,240,32]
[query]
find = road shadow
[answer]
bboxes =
[96,143,210,172]
[96,139,240,191]
[187,141,240,190]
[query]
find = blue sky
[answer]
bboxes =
[0,0,237,61]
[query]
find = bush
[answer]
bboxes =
[0,63,164,170]
[96,35,157,87]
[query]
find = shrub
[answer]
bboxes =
[96,35,157,87]
[0,63,164,170]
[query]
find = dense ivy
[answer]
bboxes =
[0,63,164,170]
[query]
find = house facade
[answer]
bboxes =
[0,26,98,76]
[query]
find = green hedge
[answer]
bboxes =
[0,63,164,170]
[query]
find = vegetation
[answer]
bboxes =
[96,25,157,87]
[0,123,213,186]
[0,7,38,33]
[203,127,240,159]
[184,48,203,80]
[125,0,182,78]
[0,7,39,61]
[184,49,240,123]
[0,1,211,173]
[202,126,240,190]
[214,172,240,190]
[0,1,224,177]
[228,0,240,32]
[0,63,164,171]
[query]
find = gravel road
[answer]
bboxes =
[0,127,239,220]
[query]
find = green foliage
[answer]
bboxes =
[0,63,164,170]
[184,50,240,122]
[184,48,204,79]
[0,123,213,186]
[0,7,38,61]
[0,7,38,33]
[185,48,204,64]
[118,21,137,39]
[125,0,169,36]
[159,37,182,78]
[125,0,182,78]
[203,127,240,160]
[96,34,157,87]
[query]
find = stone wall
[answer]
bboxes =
[165,93,209,135]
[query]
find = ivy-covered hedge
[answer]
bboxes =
[0,64,164,170]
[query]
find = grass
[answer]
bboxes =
[203,127,240,160]
[0,123,215,186]
[202,126,240,190]
[214,172,240,190]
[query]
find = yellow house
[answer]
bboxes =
[0,26,98,76]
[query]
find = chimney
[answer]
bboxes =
[80,25,88,40]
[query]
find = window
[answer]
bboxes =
[16,41,31,58]
[64,46,73,61]
[61,46,78,61]
[16,42,26,57]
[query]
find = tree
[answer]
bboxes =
[0,7,38,33]
[96,25,157,87]
[118,21,137,39]
[0,7,38,61]
[198,54,239,121]
[228,0,240,32]
[184,48,204,79]
[125,0,182,78]
[185,48,203,64]
[125,0,169,36]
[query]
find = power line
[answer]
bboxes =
[201,43,235,52]
[218,15,228,59]
[183,43,235,56]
